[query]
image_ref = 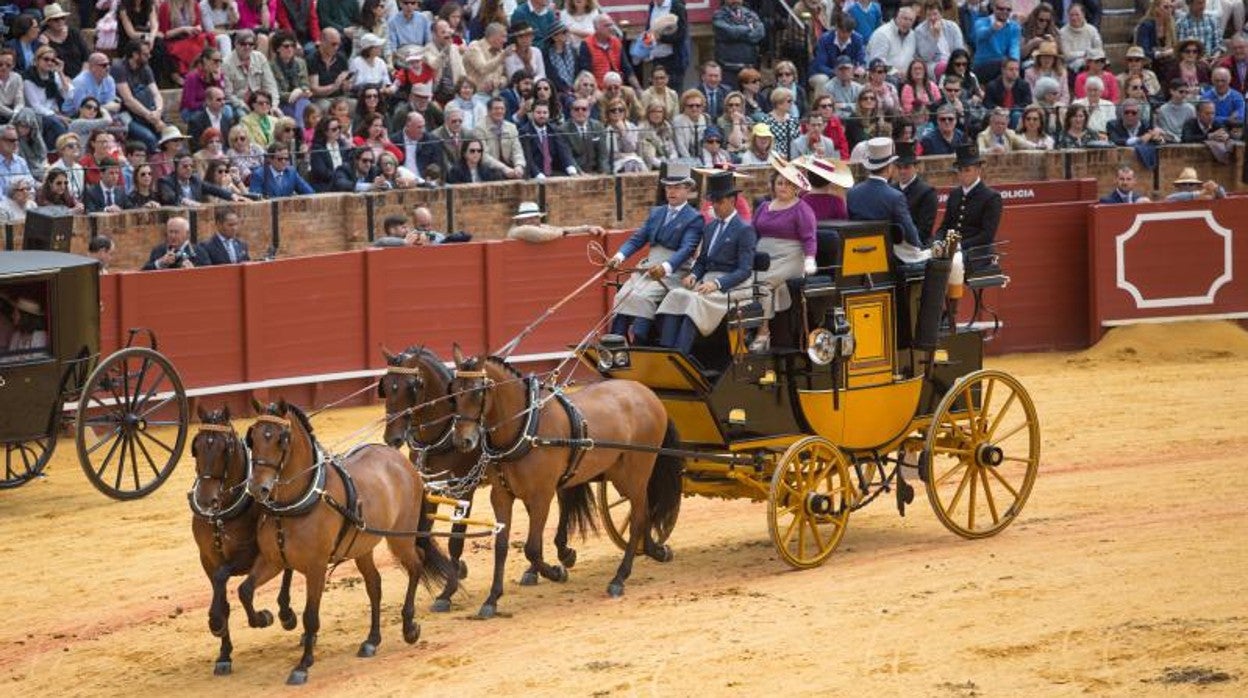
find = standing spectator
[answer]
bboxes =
[276,0,321,50]
[561,0,601,48]
[577,14,635,89]
[642,0,689,91]
[109,41,164,152]
[972,0,1021,83]
[867,6,918,78]
[41,4,90,79]
[427,19,468,92]
[203,207,252,265]
[914,0,965,74]
[159,152,249,206]
[224,30,280,114]
[512,0,559,52]
[308,28,352,109]
[1176,0,1221,60]
[1202,67,1246,126]
[545,21,580,96]
[188,87,236,145]
[1059,3,1102,74]
[143,216,210,270]
[271,31,312,126]
[520,101,579,177]
[159,0,212,84]
[696,62,730,122]
[0,50,24,124]
[69,54,120,118]
[250,141,314,197]
[389,0,431,54]
[810,16,867,97]
[83,158,131,213]
[712,0,764,88]
[560,97,607,174]
[23,46,73,152]
[920,104,966,154]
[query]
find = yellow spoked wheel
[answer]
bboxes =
[923,369,1040,539]
[767,437,854,569]
[595,480,677,552]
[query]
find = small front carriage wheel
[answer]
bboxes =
[923,369,1040,538]
[75,347,189,500]
[1,430,57,489]
[767,436,853,569]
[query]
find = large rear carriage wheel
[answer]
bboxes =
[923,369,1040,538]
[75,347,189,500]
[595,479,679,552]
[767,437,854,569]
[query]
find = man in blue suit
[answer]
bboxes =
[607,163,704,344]
[1099,164,1151,204]
[655,170,758,355]
[201,208,252,265]
[249,143,315,198]
[847,137,928,266]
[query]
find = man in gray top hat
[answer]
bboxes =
[847,137,927,264]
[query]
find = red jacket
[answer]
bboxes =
[819,116,851,160]
[275,0,321,43]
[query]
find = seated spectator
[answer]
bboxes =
[560,96,608,174]
[506,21,547,83]
[1014,104,1055,149]
[520,102,579,177]
[1073,76,1116,135]
[23,45,73,152]
[694,126,732,167]
[48,133,87,201]
[792,116,839,158]
[160,0,213,84]
[200,0,240,56]
[866,8,917,81]
[1156,79,1197,140]
[240,90,280,148]
[250,142,315,198]
[985,58,1033,125]
[7,14,41,74]
[37,169,82,212]
[1026,42,1070,104]
[354,112,403,162]
[378,151,419,188]
[1181,99,1235,160]
[1,119,39,189]
[42,3,88,76]
[862,58,900,115]
[1220,36,1248,94]
[1107,98,1169,146]
[204,158,251,202]
[1118,46,1162,101]
[463,22,509,98]
[576,14,636,91]
[88,234,115,272]
[1135,0,1177,64]
[900,58,940,116]
[639,103,680,169]
[193,127,227,179]
[1060,3,1103,73]
[0,179,36,223]
[1099,164,1151,203]
[188,87,236,147]
[737,67,770,117]
[80,130,119,188]
[446,137,504,183]
[1120,75,1156,124]
[845,89,891,149]
[447,77,488,132]
[1074,49,1120,103]
[392,111,440,183]
[348,33,396,97]
[934,75,975,134]
[387,0,431,55]
[301,103,322,147]
[977,107,1021,153]
[69,53,120,118]
[180,48,230,125]
[202,208,251,265]
[6,297,47,352]
[372,213,417,247]
[640,65,680,122]
[227,125,266,181]
[1019,2,1061,65]
[122,141,147,192]
[597,71,642,124]
[506,200,604,241]
[1166,167,1227,200]
[767,61,808,119]
[921,104,966,154]
[159,153,249,207]
[945,48,986,105]
[127,163,163,208]
[1164,39,1212,93]
[274,116,307,176]
[0,50,23,125]
[1056,103,1098,148]
[112,40,165,152]
[270,31,312,126]
[309,116,351,191]
[143,216,210,270]
[532,78,564,125]
[1176,0,1221,59]
[718,91,754,157]
[1202,67,1246,126]
[83,158,130,213]
[149,127,189,179]
[810,15,867,97]
[308,28,352,110]
[602,98,647,172]
[826,57,864,118]
[391,80,444,133]
[740,123,775,165]
[971,0,1022,83]
[914,0,965,74]
[332,146,386,192]
[224,30,280,114]
[68,103,115,160]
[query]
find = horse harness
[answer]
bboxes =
[188,423,255,556]
[383,365,456,470]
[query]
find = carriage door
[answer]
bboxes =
[0,277,58,441]
[843,291,894,388]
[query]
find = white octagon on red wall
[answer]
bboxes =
[1115,210,1233,309]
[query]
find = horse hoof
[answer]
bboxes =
[477,604,497,620]
[209,622,225,638]
[280,608,298,631]
[650,544,674,563]
[430,598,452,613]
[252,610,273,628]
[548,565,569,583]
[457,559,469,580]
[357,642,377,658]
[558,548,577,569]
[519,570,539,586]
[607,582,625,598]
[213,661,232,676]
[403,623,421,644]
[286,669,308,686]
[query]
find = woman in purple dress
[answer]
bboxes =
[749,155,818,352]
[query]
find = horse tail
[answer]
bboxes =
[415,491,457,590]
[647,420,684,542]
[558,482,600,540]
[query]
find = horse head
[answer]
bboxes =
[449,343,496,453]
[245,398,300,504]
[379,347,429,449]
[191,404,244,513]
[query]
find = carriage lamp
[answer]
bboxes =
[596,334,630,371]
[728,408,747,425]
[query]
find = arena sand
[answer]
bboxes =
[1,322,1245,697]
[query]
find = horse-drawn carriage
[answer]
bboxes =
[0,251,188,498]
[581,219,1039,568]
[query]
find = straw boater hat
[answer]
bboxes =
[1173,167,1202,185]
[660,161,695,186]
[1034,41,1061,58]
[15,298,43,317]
[862,137,898,171]
[158,125,189,147]
[769,153,811,192]
[1124,45,1149,64]
[793,154,855,189]
[41,3,70,23]
[1085,47,1108,65]
[357,33,386,52]
[513,201,546,219]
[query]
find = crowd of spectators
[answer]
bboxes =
[0,0,1245,224]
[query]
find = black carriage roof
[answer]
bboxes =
[0,251,99,277]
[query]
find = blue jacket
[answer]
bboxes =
[811,31,867,77]
[249,165,315,198]
[846,176,923,249]
[693,214,757,291]
[618,204,704,271]
[972,16,1021,65]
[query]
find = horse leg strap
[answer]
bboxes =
[275,518,291,570]
[554,392,590,488]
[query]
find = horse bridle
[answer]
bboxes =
[382,364,426,431]
[189,422,250,519]
[451,368,494,431]
[248,414,294,473]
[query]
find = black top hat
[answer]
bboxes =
[704,170,741,200]
[895,141,918,166]
[953,143,983,169]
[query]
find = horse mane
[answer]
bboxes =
[282,402,316,436]
[484,355,524,380]
[201,407,230,425]
[391,345,456,386]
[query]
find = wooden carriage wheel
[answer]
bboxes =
[75,347,189,500]
[923,369,1040,539]
[767,437,854,569]
[0,431,57,489]
[595,479,678,552]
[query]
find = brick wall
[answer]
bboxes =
[7,145,1243,270]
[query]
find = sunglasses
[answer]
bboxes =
[239,40,255,47]
[609,107,625,112]
[233,135,248,141]
[360,158,375,164]
[328,125,341,131]
[254,101,271,107]
[861,95,877,101]
[685,103,704,108]
[704,138,721,144]
[572,106,589,111]
[777,71,795,76]
[938,116,956,122]
[1,137,17,143]
[467,147,482,153]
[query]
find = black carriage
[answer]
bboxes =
[0,252,188,498]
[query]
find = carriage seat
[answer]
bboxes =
[726,252,772,332]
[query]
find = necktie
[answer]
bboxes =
[104,188,112,207]
[708,90,716,116]
[707,219,726,255]
[227,238,237,263]
[539,129,552,173]
[662,207,676,228]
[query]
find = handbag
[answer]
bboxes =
[629,33,653,64]
[95,0,120,52]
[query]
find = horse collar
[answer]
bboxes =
[260,454,330,517]
[482,375,542,462]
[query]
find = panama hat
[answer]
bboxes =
[1124,45,1149,63]
[1034,41,1061,58]
[545,20,569,42]
[14,298,43,317]
[862,137,898,171]
[1085,47,1108,64]
[513,201,547,219]
[660,161,695,186]
[794,154,854,189]
[357,33,386,52]
[158,125,189,147]
[41,3,70,23]
[1173,167,1202,185]
[769,153,811,192]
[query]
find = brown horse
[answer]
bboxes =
[189,405,296,676]
[237,399,453,686]
[449,345,683,618]
[380,346,481,612]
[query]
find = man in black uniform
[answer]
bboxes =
[934,143,1003,322]
[893,142,937,244]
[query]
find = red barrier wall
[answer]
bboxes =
[934,179,1099,208]
[1088,198,1248,341]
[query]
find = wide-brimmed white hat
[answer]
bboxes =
[42,3,70,23]
[769,153,811,192]
[793,155,854,190]
[14,297,43,316]
[158,125,189,146]
[513,201,546,219]
[357,33,386,52]
[862,137,897,171]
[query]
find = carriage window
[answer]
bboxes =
[0,281,52,363]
